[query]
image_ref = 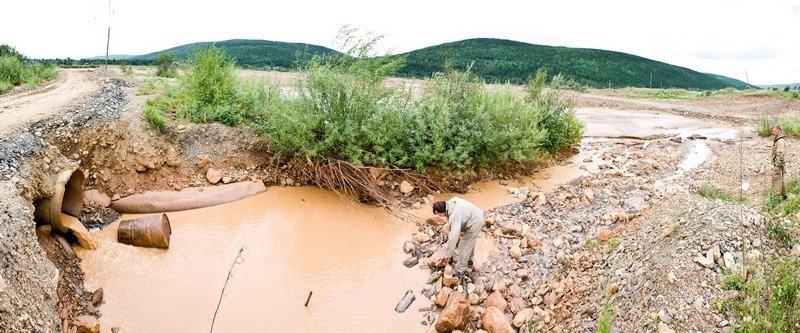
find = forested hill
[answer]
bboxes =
[396,38,752,89]
[122,38,752,90]
[132,39,338,69]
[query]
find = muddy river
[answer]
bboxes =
[76,159,586,332]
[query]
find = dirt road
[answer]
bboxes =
[0,69,98,137]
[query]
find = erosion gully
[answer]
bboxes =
[73,106,734,332]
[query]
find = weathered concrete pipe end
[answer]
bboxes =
[34,167,86,233]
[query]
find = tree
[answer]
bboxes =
[156,52,178,78]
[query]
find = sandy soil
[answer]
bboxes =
[0,69,99,136]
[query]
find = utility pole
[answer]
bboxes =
[744,68,750,88]
[105,0,111,69]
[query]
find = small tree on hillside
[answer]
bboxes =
[156,52,177,78]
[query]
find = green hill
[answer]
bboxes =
[706,73,757,90]
[132,39,338,69]
[117,38,751,90]
[396,38,751,90]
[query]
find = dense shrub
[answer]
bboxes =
[155,52,178,78]
[0,49,57,93]
[147,35,584,172]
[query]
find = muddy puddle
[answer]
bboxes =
[76,157,589,332]
[576,107,739,140]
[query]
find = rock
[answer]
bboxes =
[482,306,515,333]
[524,232,542,249]
[84,190,111,207]
[222,176,232,184]
[91,288,104,306]
[468,293,480,305]
[73,315,100,333]
[436,287,453,307]
[427,271,443,284]
[694,296,705,309]
[598,229,613,242]
[435,292,469,332]
[426,217,446,226]
[509,245,522,259]
[400,181,415,195]
[723,252,735,269]
[484,216,495,226]
[607,283,619,296]
[657,322,675,333]
[205,168,223,184]
[508,297,526,314]
[695,255,715,269]
[583,188,595,203]
[485,291,507,311]
[425,247,448,268]
[196,155,209,169]
[403,241,415,254]
[111,327,121,333]
[667,271,678,284]
[442,276,460,287]
[413,233,432,244]
[792,244,800,257]
[111,193,121,201]
[502,223,521,236]
[752,238,762,247]
[710,244,722,264]
[403,257,419,267]
[513,308,534,328]
[658,308,672,324]
[395,290,416,313]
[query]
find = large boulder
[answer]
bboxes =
[484,291,507,311]
[435,292,469,332]
[481,306,514,333]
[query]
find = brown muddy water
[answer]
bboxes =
[75,153,590,332]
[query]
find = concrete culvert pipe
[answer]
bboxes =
[34,167,86,233]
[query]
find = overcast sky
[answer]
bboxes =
[1,0,798,85]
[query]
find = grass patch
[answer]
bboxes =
[757,116,800,137]
[584,239,599,250]
[144,103,166,132]
[725,259,800,333]
[698,185,746,203]
[597,298,613,333]
[608,238,620,252]
[627,88,701,100]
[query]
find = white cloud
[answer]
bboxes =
[0,0,797,84]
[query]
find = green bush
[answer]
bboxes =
[0,54,57,92]
[0,80,11,93]
[729,259,800,333]
[181,47,237,123]
[155,52,178,78]
[144,103,166,132]
[526,70,583,152]
[597,299,613,333]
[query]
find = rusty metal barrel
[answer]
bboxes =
[117,214,172,248]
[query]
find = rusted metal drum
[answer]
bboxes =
[117,214,171,248]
